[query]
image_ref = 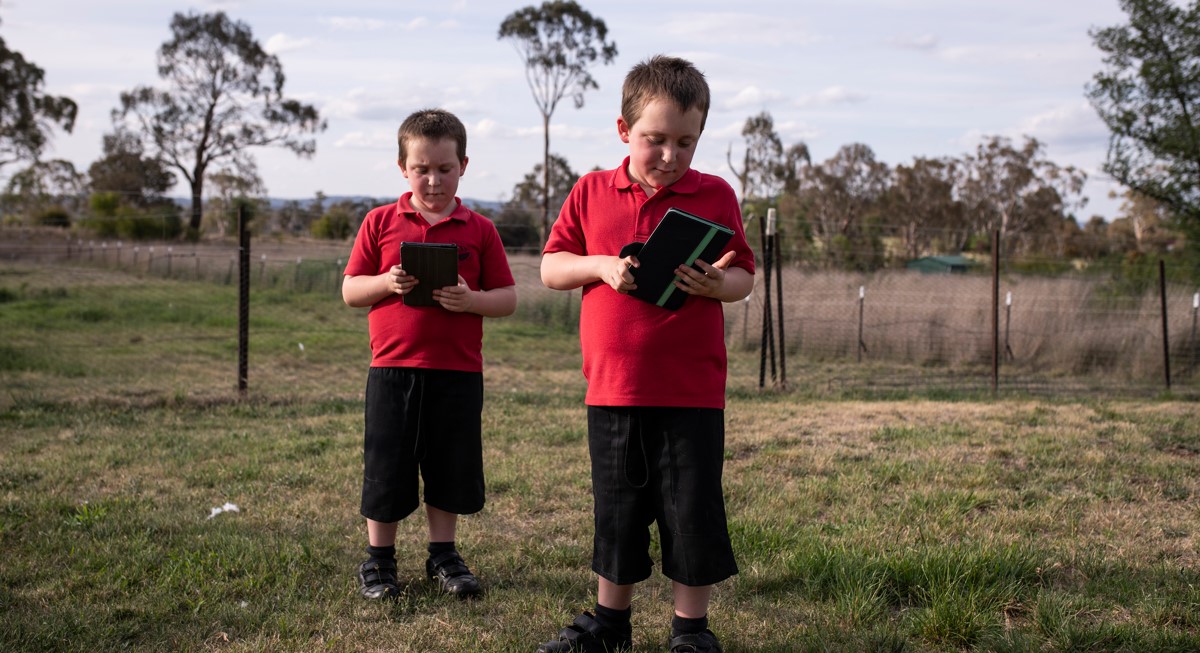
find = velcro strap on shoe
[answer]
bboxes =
[566,611,605,639]
[429,550,470,578]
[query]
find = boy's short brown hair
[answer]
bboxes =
[621,55,711,132]
[397,109,468,164]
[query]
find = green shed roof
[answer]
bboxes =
[905,255,975,274]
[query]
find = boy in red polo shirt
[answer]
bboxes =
[342,108,516,601]
[536,56,755,653]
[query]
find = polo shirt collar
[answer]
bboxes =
[609,157,702,196]
[397,192,469,222]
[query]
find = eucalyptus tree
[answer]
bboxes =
[115,11,325,237]
[1087,0,1200,261]
[499,1,617,243]
[0,16,77,173]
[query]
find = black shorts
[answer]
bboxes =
[587,406,738,587]
[360,367,485,523]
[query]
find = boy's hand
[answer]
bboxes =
[673,250,735,298]
[605,255,639,294]
[434,275,474,313]
[388,265,418,296]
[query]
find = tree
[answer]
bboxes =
[1087,0,1200,252]
[0,17,77,173]
[499,1,617,244]
[1108,188,1179,254]
[2,159,86,223]
[797,143,890,269]
[883,157,964,260]
[727,111,785,205]
[957,136,1086,252]
[496,153,580,250]
[115,11,325,238]
[203,165,266,236]
[87,129,175,208]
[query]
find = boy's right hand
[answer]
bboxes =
[603,255,638,294]
[388,265,419,296]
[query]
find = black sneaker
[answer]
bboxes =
[669,629,723,653]
[537,611,632,653]
[357,558,399,600]
[425,550,481,598]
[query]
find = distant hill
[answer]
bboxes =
[173,195,505,213]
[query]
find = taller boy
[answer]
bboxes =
[343,109,516,601]
[538,56,755,653]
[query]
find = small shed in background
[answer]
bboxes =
[905,255,975,274]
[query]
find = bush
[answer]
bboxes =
[36,207,71,228]
[311,209,352,240]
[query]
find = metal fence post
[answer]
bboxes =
[1159,259,1170,390]
[238,205,250,395]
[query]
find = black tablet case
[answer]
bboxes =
[618,207,734,311]
[400,242,459,307]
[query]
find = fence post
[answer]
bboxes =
[991,230,1000,395]
[1192,292,1198,371]
[1159,259,1170,390]
[238,205,250,395]
[857,285,866,363]
[773,214,787,389]
[1004,291,1014,361]
[759,212,776,388]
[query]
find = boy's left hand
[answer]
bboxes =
[433,275,474,313]
[673,250,735,298]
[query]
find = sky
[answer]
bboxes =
[3,0,1133,220]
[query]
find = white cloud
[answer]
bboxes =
[889,34,939,50]
[323,16,388,31]
[1014,101,1108,151]
[264,33,313,54]
[665,12,819,47]
[334,129,392,149]
[722,86,786,111]
[795,86,869,108]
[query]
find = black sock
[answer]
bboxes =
[594,602,632,633]
[365,544,395,562]
[671,614,708,637]
[427,541,456,557]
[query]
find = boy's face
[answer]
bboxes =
[617,97,704,193]
[399,136,468,215]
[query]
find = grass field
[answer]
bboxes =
[1,260,1199,652]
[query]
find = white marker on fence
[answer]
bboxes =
[1006,291,1012,307]
[1194,292,1199,309]
[859,285,865,299]
[766,208,777,236]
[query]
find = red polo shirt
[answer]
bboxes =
[345,193,515,372]
[544,159,755,408]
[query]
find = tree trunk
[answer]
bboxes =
[542,112,551,246]
[189,178,204,239]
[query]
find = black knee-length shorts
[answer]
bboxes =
[360,367,485,523]
[587,405,738,587]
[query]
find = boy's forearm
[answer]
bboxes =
[468,285,517,317]
[342,274,390,307]
[716,267,755,303]
[541,251,612,290]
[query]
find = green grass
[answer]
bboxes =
[1,260,1199,652]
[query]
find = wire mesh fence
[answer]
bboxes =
[2,223,1197,399]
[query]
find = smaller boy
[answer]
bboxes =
[537,56,755,653]
[342,108,516,601]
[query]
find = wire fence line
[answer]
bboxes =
[2,225,1197,398]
